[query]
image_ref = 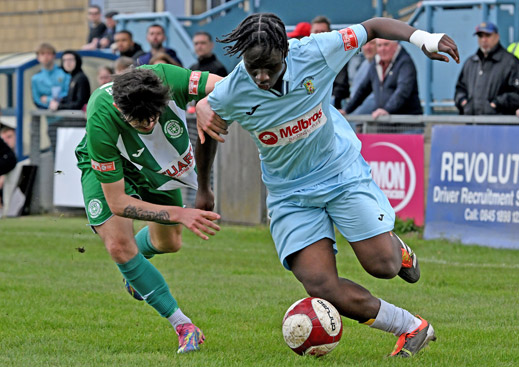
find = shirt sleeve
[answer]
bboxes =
[207,74,234,124]
[141,64,209,109]
[313,24,367,73]
[86,104,124,184]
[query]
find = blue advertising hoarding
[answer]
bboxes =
[424,125,519,249]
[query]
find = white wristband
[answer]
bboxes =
[409,30,445,53]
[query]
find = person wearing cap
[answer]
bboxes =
[455,21,519,115]
[287,22,311,40]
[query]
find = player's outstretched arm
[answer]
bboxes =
[196,97,228,143]
[362,17,459,64]
[101,179,220,240]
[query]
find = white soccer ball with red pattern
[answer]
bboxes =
[282,297,343,356]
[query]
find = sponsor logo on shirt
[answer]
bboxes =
[189,71,201,95]
[339,28,358,51]
[255,103,327,147]
[246,104,261,116]
[91,160,115,172]
[103,85,113,95]
[164,119,184,139]
[301,77,315,94]
[160,145,194,178]
[132,147,145,158]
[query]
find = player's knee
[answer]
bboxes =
[105,237,138,263]
[302,274,339,300]
[364,254,400,279]
[154,232,182,253]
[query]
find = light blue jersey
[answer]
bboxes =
[209,24,368,195]
[209,25,395,269]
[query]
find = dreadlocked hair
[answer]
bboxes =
[112,68,170,122]
[217,13,288,58]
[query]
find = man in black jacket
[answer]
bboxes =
[114,31,145,60]
[189,31,228,77]
[455,21,519,115]
[49,51,91,111]
[346,39,422,117]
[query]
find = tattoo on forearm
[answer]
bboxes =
[122,205,170,222]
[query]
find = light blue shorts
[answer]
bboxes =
[267,154,395,270]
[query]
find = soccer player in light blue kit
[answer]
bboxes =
[196,13,460,357]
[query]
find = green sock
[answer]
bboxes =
[117,253,179,318]
[135,226,163,259]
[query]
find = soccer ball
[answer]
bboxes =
[282,297,343,356]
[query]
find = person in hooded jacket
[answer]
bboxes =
[49,51,91,111]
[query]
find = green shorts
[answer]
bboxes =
[80,167,183,227]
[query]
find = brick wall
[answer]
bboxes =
[0,0,88,54]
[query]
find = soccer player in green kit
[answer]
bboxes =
[75,64,221,353]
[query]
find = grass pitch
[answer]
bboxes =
[0,215,518,366]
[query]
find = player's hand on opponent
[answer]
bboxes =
[196,97,228,143]
[421,34,460,64]
[180,207,220,240]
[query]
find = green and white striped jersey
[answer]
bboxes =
[75,64,209,191]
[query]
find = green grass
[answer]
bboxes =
[0,215,518,366]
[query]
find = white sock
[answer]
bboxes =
[370,299,422,336]
[167,308,192,330]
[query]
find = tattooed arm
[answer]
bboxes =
[101,179,220,239]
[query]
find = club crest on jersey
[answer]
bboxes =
[164,120,183,139]
[88,199,102,218]
[301,77,315,94]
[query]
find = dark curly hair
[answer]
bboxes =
[217,13,288,58]
[112,68,170,123]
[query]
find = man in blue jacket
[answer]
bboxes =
[31,43,70,109]
[346,39,422,117]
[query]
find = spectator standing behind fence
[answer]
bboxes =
[99,11,119,50]
[136,24,182,66]
[189,31,228,77]
[348,39,377,115]
[31,43,70,109]
[346,39,422,118]
[114,31,145,61]
[311,16,350,112]
[82,5,107,50]
[49,51,91,111]
[455,22,519,115]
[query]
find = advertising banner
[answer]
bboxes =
[424,125,519,249]
[53,127,85,208]
[358,134,424,225]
